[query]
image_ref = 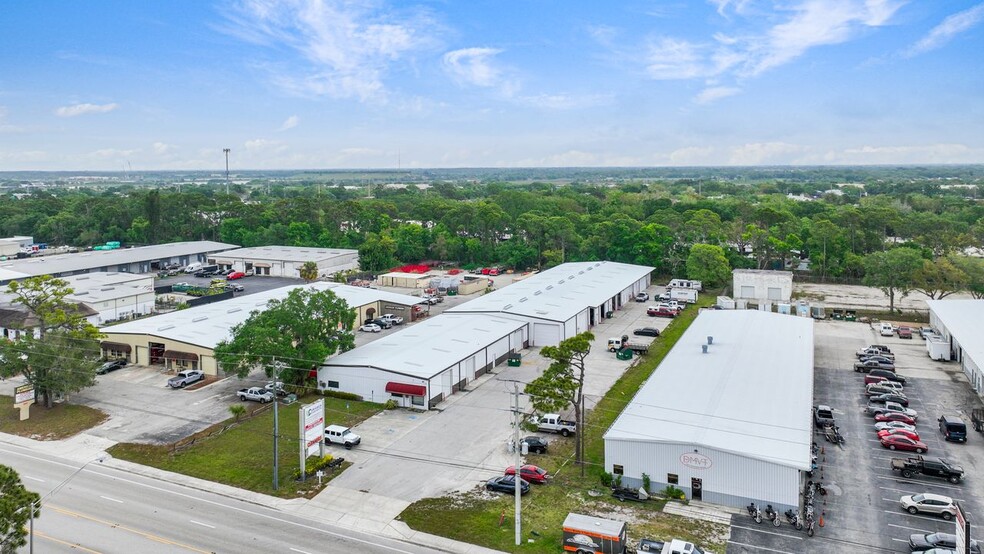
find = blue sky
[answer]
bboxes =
[1,0,982,170]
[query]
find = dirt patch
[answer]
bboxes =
[185,375,222,391]
[794,282,974,312]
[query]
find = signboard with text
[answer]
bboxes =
[14,384,34,404]
[299,398,325,460]
[955,502,971,554]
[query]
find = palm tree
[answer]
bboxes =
[299,261,319,282]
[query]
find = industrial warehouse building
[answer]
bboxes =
[100,282,422,375]
[0,241,238,284]
[603,310,814,512]
[209,246,358,278]
[318,314,528,409]
[732,269,794,308]
[378,271,434,288]
[926,299,984,398]
[446,261,653,346]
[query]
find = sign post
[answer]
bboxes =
[14,384,35,421]
[298,399,325,481]
[955,502,972,554]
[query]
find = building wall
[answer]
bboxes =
[604,440,802,512]
[99,333,219,375]
[733,271,793,303]
[319,365,431,408]
[221,252,359,278]
[88,292,156,324]
[929,309,984,397]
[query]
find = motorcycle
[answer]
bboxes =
[764,505,780,527]
[805,515,816,537]
[784,509,804,530]
[746,502,763,524]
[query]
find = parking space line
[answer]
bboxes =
[878,486,967,501]
[730,525,804,540]
[888,522,934,533]
[874,475,964,492]
[727,541,799,554]
[882,509,952,524]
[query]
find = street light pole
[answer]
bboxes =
[223,148,231,195]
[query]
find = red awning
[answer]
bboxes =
[385,382,426,396]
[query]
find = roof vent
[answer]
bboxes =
[227,307,242,313]
[503,304,513,310]
[157,324,175,331]
[192,316,208,323]
[707,336,714,345]
[519,297,528,302]
[702,344,708,354]
[534,291,542,295]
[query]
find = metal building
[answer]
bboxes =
[603,310,814,512]
[209,245,358,278]
[927,299,984,398]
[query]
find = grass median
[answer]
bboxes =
[399,293,728,552]
[0,395,108,440]
[109,394,384,498]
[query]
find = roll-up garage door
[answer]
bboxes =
[533,323,561,347]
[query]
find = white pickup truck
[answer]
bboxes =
[237,387,274,403]
[638,538,707,554]
[531,414,577,437]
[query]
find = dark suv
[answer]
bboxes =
[938,415,967,442]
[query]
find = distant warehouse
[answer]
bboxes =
[604,310,814,512]
[209,245,358,278]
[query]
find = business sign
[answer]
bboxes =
[955,501,971,554]
[299,399,325,460]
[14,384,34,405]
[680,452,713,470]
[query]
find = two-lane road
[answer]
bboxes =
[0,444,436,554]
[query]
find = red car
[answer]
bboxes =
[226,271,246,280]
[897,326,913,339]
[880,435,928,453]
[504,465,549,484]
[647,306,677,318]
[877,428,920,441]
[874,412,916,425]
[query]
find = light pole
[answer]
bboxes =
[223,148,231,195]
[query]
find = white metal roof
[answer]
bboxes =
[927,299,984,369]
[213,246,357,263]
[604,310,814,470]
[380,271,433,279]
[0,241,237,278]
[447,261,653,323]
[101,282,422,349]
[322,314,527,380]
[0,272,154,305]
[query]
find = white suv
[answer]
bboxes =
[900,493,956,520]
[324,425,361,449]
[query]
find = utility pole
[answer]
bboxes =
[272,359,285,491]
[513,382,522,546]
[223,148,231,195]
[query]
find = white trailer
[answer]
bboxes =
[667,279,702,291]
[669,288,698,304]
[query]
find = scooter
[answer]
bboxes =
[764,505,780,527]
[746,502,762,524]
[784,509,804,530]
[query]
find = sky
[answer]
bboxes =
[1,0,983,171]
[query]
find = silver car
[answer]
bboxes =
[901,493,956,520]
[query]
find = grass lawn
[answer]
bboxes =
[0,395,108,440]
[399,293,729,552]
[109,395,384,498]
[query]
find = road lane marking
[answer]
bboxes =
[883,509,953,523]
[190,519,215,529]
[874,475,964,491]
[727,541,798,554]
[99,495,123,503]
[290,548,314,554]
[23,475,45,482]
[729,524,803,540]
[48,505,212,554]
[33,529,103,554]
[888,522,934,533]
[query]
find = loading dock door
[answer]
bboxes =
[533,323,561,347]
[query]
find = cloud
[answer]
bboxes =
[153,142,176,155]
[645,38,710,79]
[443,47,505,88]
[0,106,23,133]
[517,93,612,110]
[244,138,287,153]
[279,115,299,131]
[694,86,741,104]
[221,0,437,101]
[729,142,808,164]
[906,3,984,57]
[54,102,119,117]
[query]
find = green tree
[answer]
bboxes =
[950,255,984,299]
[686,244,731,286]
[299,261,319,282]
[0,276,103,408]
[862,249,925,313]
[524,332,594,475]
[214,288,355,385]
[0,465,41,553]
[358,233,397,272]
[912,257,967,300]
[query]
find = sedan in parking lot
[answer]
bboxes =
[880,434,928,453]
[359,323,381,332]
[897,326,913,339]
[96,359,127,374]
[647,306,676,318]
[486,475,530,495]
[855,359,896,372]
[877,428,920,441]
[908,532,980,553]
[875,421,917,432]
[633,327,660,337]
[870,393,909,407]
[226,271,246,280]
[869,369,907,384]
[504,465,549,484]
[900,493,956,520]
[875,412,917,425]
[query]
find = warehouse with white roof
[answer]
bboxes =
[0,241,237,284]
[603,310,814,512]
[446,261,653,346]
[209,245,358,278]
[318,314,528,408]
[926,299,984,398]
[100,282,422,375]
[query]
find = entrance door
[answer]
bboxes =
[691,478,702,501]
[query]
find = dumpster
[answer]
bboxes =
[606,310,614,318]
[508,353,522,367]
[616,348,633,360]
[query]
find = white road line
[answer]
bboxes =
[99,495,123,504]
[730,525,803,540]
[23,475,45,482]
[727,541,799,554]
[883,509,952,523]
[189,520,215,529]
[874,475,964,492]
[888,522,934,533]
[290,549,314,554]
[192,393,222,406]
[879,486,967,502]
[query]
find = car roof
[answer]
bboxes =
[915,492,954,503]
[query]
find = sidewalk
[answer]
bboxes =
[0,430,506,554]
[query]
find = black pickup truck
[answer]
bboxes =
[891,456,964,484]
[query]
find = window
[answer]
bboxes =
[767,287,782,300]
[740,285,755,298]
[667,473,679,484]
[327,380,339,388]
[411,395,425,406]
[612,464,623,475]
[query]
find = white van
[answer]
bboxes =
[184,262,203,273]
[879,322,894,337]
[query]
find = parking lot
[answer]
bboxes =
[729,320,984,553]
[155,273,306,297]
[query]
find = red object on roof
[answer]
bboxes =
[447,268,462,275]
[392,264,430,274]
[385,382,427,396]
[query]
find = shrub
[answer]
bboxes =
[384,399,398,410]
[228,404,247,421]
[663,485,686,500]
[321,389,362,401]
[292,454,338,480]
[613,474,622,488]
[642,472,651,493]
[600,472,613,488]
